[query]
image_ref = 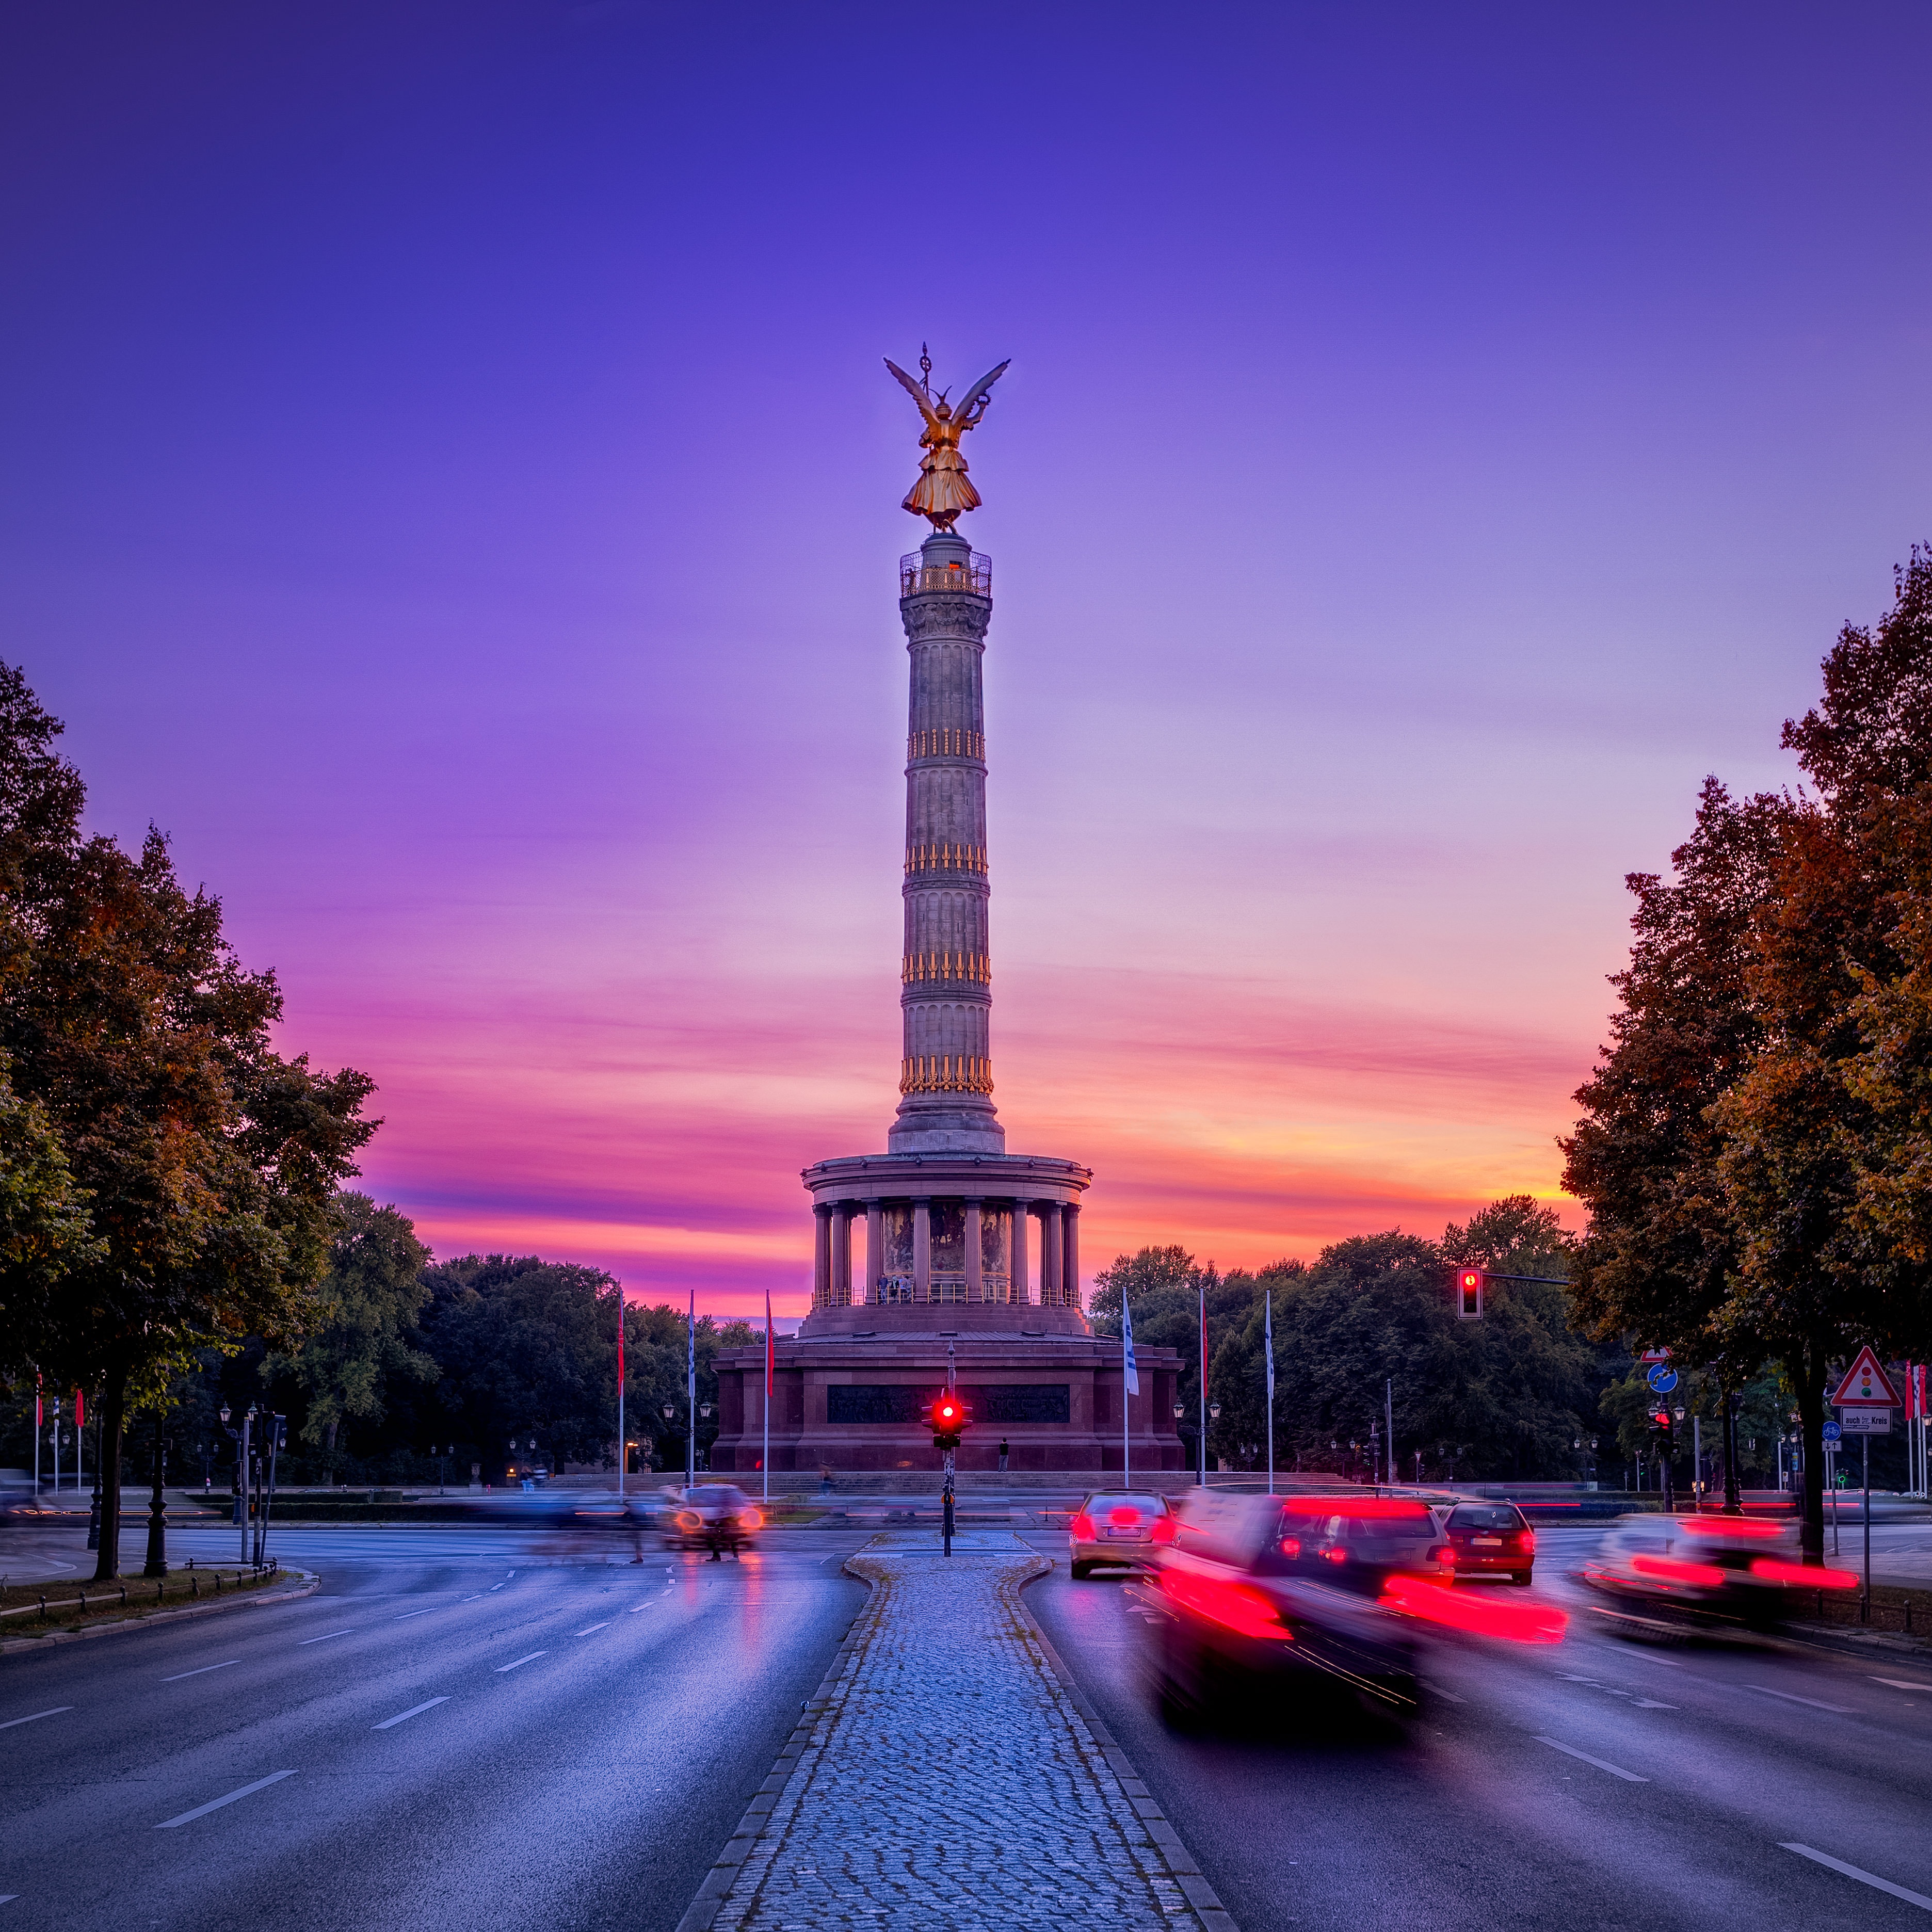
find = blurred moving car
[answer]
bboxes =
[1141,1490,1422,1727]
[1068,1491,1174,1579]
[658,1483,764,1559]
[1581,1512,1856,1631]
[1282,1496,1446,1593]
[1432,1501,1535,1585]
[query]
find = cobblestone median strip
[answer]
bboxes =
[676,1532,1234,1932]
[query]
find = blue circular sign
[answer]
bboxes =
[1645,1364,1679,1393]
[1822,1420,1842,1443]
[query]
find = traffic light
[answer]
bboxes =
[1456,1269,1484,1318]
[1648,1410,1674,1451]
[930,1393,968,1451]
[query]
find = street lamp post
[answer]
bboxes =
[143,1413,168,1577]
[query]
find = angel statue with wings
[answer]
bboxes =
[885,347,1011,531]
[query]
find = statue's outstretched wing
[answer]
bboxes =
[953,359,1011,423]
[884,358,938,425]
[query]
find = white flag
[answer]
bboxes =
[1122,1291,1140,1396]
[1265,1290,1275,1399]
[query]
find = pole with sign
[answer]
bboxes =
[1829,1347,1902,1609]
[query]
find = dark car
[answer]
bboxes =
[658,1483,764,1558]
[1434,1501,1535,1585]
[1141,1491,1422,1727]
[1284,1496,1447,1593]
[1581,1513,1857,1631]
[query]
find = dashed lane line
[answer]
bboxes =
[394,1607,440,1621]
[494,1651,546,1672]
[1744,1684,1854,1713]
[0,1708,71,1730]
[160,1662,238,1682]
[373,1697,450,1730]
[1533,1736,1649,1782]
[575,1623,609,1635]
[297,1630,353,1645]
[154,1770,296,1829]
[1781,1844,1932,1911]
[1875,1678,1932,1692]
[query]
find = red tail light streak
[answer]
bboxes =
[1629,1552,1726,1587]
[1159,1568,1293,1643]
[1378,1575,1568,1644]
[1751,1559,1858,1588]
[1068,1513,1095,1540]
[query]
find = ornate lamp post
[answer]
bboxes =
[143,1412,168,1578]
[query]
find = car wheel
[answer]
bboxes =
[1511,1571,1533,1586]
[1071,1560,1092,1581]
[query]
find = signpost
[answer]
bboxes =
[1831,1347,1903,1608]
[1646,1363,1679,1394]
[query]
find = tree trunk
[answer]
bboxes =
[1791,1346,1825,1561]
[92,1366,125,1583]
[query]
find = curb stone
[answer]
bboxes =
[0,1570,319,1657]
[673,1540,1237,1932]
[1012,1565,1239,1932]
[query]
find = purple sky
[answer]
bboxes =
[7,4,1929,1313]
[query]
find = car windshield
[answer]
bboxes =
[1084,1494,1168,1516]
[1449,1505,1524,1531]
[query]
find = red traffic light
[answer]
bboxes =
[933,1396,963,1430]
[1456,1269,1484,1318]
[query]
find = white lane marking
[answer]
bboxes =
[161,1661,238,1682]
[393,1607,439,1621]
[1875,1678,1932,1692]
[575,1623,609,1636]
[373,1697,449,1730]
[628,1603,653,1613]
[1629,1654,1684,1667]
[489,1582,508,1592]
[0,1893,15,1904]
[1557,1673,1601,1684]
[155,1769,296,1828]
[1781,1843,1932,1911]
[494,1651,546,1672]
[1533,1736,1648,1782]
[297,1630,353,1646]
[1635,1700,1678,1710]
[0,1708,72,1731]
[1744,1683,1853,1713]
[1420,1681,1467,1703]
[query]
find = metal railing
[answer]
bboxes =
[899,553,991,599]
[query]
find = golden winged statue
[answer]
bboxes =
[885,347,1011,531]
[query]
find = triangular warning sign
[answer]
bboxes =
[1830,1345,1902,1408]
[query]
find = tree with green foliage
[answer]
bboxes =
[0,664,375,1578]
[267,1193,436,1483]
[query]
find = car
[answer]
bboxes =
[1067,1491,1175,1579]
[1140,1490,1422,1727]
[1580,1512,1856,1631]
[1282,1495,1447,1593]
[1434,1500,1536,1585]
[657,1483,764,1558]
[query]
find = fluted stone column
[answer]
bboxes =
[812,1206,832,1311]
[1063,1203,1080,1311]
[913,1198,932,1302]
[1010,1198,1029,1305]
[865,1201,883,1307]
[890,533,1004,1155]
[831,1204,851,1307]
[1041,1202,1064,1306]
[965,1200,983,1301]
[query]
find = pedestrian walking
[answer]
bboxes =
[998,1437,1009,1472]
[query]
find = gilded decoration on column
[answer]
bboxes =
[886,346,1010,533]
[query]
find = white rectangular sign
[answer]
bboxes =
[1838,1409,1891,1434]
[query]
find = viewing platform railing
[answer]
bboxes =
[899,553,991,598]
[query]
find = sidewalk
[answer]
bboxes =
[681,1530,1225,1932]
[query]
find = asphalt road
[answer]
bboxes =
[0,1523,869,1931]
[1022,1522,1932,1931]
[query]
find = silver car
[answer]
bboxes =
[1069,1490,1174,1579]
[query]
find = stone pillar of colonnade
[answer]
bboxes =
[913,1198,932,1302]
[1062,1202,1080,1310]
[1010,1198,1029,1305]
[965,1200,984,1300]
[1040,1201,1064,1306]
[865,1201,883,1306]
[812,1205,832,1311]
[831,1204,852,1307]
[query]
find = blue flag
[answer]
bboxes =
[1122,1291,1140,1396]
[1265,1290,1275,1399]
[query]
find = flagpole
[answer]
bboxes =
[1265,1290,1275,1498]
[686,1290,697,1490]
[763,1291,774,1506]
[616,1285,625,1502]
[1198,1280,1208,1488]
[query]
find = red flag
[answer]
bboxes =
[616,1289,624,1389]
[74,1389,83,1429]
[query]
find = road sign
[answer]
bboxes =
[1839,1409,1891,1434]
[1830,1346,1902,1408]
[1639,1348,1672,1364]
[1822,1420,1842,1444]
[1646,1364,1679,1393]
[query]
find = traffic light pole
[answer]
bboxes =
[944,1340,956,1558]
